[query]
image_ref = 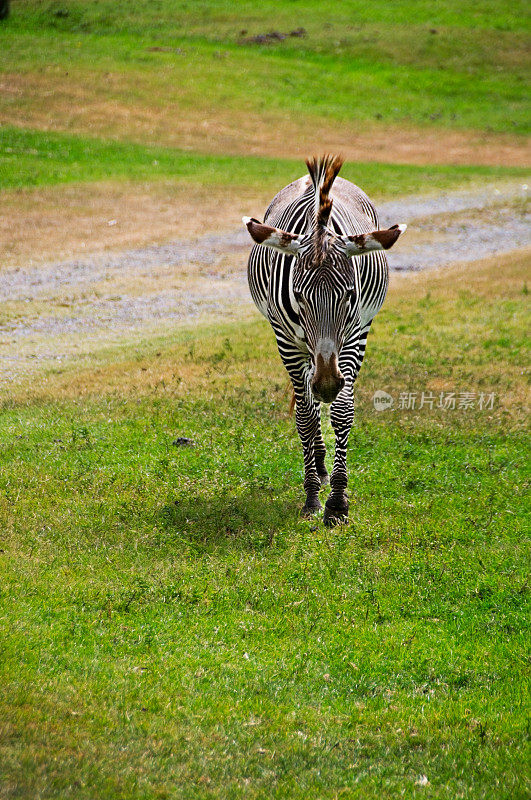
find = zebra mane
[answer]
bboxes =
[305,154,344,230]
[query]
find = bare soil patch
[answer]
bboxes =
[2,72,530,167]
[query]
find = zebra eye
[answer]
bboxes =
[293,290,303,302]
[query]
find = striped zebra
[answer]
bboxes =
[243,155,406,525]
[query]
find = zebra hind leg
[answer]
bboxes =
[323,383,354,526]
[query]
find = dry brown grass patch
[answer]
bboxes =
[0,181,272,270]
[2,71,530,167]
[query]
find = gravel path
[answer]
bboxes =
[378,183,529,270]
[1,182,529,382]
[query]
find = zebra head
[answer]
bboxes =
[243,156,406,403]
[290,231,360,403]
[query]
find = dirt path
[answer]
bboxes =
[1,182,529,384]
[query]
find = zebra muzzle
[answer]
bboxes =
[311,352,345,403]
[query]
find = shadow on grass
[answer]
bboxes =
[159,487,299,552]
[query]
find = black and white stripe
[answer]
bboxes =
[245,157,404,525]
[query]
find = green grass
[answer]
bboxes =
[2,1,529,135]
[1,126,529,194]
[0,253,529,799]
[10,0,530,34]
[0,3,529,797]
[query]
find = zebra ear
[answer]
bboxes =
[242,217,302,254]
[340,224,407,256]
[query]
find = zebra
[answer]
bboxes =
[243,155,406,525]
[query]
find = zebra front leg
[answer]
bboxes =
[324,381,354,526]
[293,388,323,516]
[279,342,324,516]
[314,427,329,487]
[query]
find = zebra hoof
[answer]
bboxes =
[301,499,323,517]
[323,497,349,527]
[318,472,330,488]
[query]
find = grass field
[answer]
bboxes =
[1,0,528,272]
[3,0,529,133]
[1,250,529,799]
[1,0,529,162]
[3,126,529,193]
[1,1,530,797]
